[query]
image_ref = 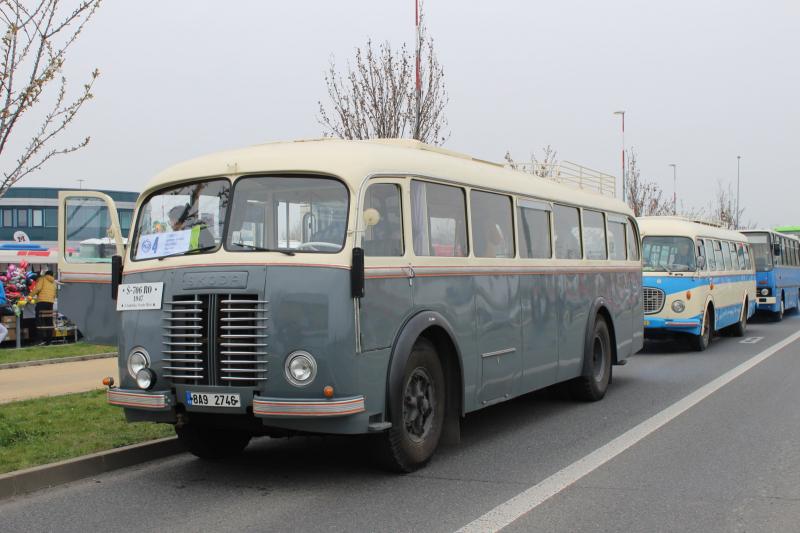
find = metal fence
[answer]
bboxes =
[509,161,616,198]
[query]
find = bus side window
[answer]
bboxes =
[626,218,640,261]
[721,241,732,271]
[582,210,607,260]
[707,239,719,271]
[736,243,746,270]
[696,240,706,270]
[607,219,626,260]
[743,244,752,270]
[727,242,738,271]
[553,204,582,259]
[411,180,468,257]
[363,183,403,257]
[517,200,552,259]
[470,190,514,258]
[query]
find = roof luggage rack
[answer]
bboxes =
[508,161,616,197]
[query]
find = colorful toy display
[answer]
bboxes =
[2,262,39,315]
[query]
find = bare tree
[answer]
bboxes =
[504,145,559,177]
[317,5,448,145]
[0,0,101,198]
[708,180,751,229]
[624,148,675,217]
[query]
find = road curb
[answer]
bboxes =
[0,352,116,370]
[0,436,184,501]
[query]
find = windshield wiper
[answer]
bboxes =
[156,245,217,261]
[231,242,295,256]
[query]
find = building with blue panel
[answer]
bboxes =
[0,187,138,247]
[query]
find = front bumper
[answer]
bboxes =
[643,315,702,336]
[107,387,365,418]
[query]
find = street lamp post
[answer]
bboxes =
[736,155,741,229]
[613,111,625,202]
[77,179,85,190]
[669,163,677,215]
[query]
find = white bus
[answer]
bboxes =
[638,217,756,350]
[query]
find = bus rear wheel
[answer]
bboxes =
[378,337,445,473]
[176,424,252,460]
[773,297,784,322]
[570,316,612,402]
[692,307,712,351]
[729,299,748,337]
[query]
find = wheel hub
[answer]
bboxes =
[403,367,435,442]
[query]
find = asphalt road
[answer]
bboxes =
[2,313,799,532]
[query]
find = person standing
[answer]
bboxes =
[0,281,8,344]
[30,270,57,345]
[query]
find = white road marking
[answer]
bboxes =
[740,336,764,344]
[456,329,800,533]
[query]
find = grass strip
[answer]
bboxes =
[0,389,173,474]
[0,342,116,365]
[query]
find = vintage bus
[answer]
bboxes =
[638,217,756,351]
[774,225,800,238]
[742,229,800,320]
[58,139,643,471]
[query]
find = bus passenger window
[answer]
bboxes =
[607,220,626,260]
[470,190,513,258]
[704,239,716,271]
[736,243,747,270]
[696,240,706,270]
[727,242,738,270]
[626,219,640,260]
[743,244,752,270]
[411,180,468,257]
[713,240,727,271]
[553,204,582,259]
[582,210,607,260]
[363,183,403,257]
[517,200,552,259]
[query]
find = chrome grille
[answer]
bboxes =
[161,293,268,387]
[162,296,210,384]
[643,287,665,314]
[217,295,269,386]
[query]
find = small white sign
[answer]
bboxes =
[136,230,192,259]
[116,282,164,311]
[13,231,30,243]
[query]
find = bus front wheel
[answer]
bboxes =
[692,307,713,351]
[570,316,612,402]
[378,337,446,473]
[176,424,251,460]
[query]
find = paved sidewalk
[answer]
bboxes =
[0,358,118,404]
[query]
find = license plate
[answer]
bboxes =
[185,391,241,408]
[116,282,164,311]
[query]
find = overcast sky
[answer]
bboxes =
[10,0,800,227]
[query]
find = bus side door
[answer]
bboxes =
[57,191,124,345]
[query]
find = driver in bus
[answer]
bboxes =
[673,241,694,269]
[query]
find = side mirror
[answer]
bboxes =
[351,247,365,298]
[697,256,706,269]
[773,243,782,256]
[111,255,123,300]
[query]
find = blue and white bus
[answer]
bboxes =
[638,217,756,351]
[742,230,800,320]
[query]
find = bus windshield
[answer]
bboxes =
[747,232,773,271]
[132,180,230,260]
[226,176,349,253]
[642,236,696,272]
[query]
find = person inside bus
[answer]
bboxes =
[672,241,695,270]
[168,204,216,249]
[30,270,56,345]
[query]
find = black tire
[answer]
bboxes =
[569,316,612,402]
[692,306,713,351]
[729,299,748,337]
[773,296,784,322]
[377,337,446,473]
[175,424,251,460]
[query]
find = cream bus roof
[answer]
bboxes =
[145,138,632,215]
[637,216,748,242]
[741,229,800,242]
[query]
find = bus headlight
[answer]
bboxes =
[285,351,317,387]
[127,348,150,379]
[760,288,769,296]
[135,368,157,390]
[671,300,686,313]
